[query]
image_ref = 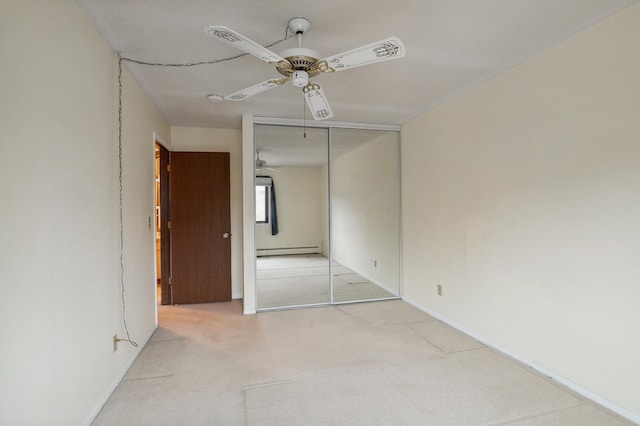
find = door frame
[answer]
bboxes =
[157,141,171,305]
[153,133,171,308]
[242,116,402,314]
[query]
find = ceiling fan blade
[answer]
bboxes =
[255,164,279,173]
[303,83,333,121]
[205,26,287,64]
[320,36,405,72]
[224,78,286,101]
[255,168,279,176]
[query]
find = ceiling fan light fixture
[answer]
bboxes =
[292,70,309,87]
[206,94,224,103]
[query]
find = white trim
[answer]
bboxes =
[257,302,331,312]
[397,132,404,298]
[153,131,168,150]
[401,297,640,424]
[328,127,334,305]
[151,132,163,324]
[253,116,400,132]
[333,296,400,306]
[82,325,157,426]
[241,115,257,315]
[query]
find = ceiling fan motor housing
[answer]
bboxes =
[277,47,323,78]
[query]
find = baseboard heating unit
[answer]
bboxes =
[257,246,321,257]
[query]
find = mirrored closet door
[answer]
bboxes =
[254,122,401,310]
[254,125,331,309]
[330,128,401,303]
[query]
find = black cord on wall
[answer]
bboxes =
[115,27,291,347]
[117,55,138,348]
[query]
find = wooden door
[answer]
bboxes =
[170,152,231,304]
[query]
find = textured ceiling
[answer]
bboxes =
[79,0,637,129]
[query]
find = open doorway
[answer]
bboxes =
[155,142,171,305]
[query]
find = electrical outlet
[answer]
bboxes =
[437,284,443,296]
[113,334,118,352]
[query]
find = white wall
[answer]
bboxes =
[401,3,640,421]
[256,167,324,254]
[0,1,170,424]
[170,127,244,299]
[331,132,400,292]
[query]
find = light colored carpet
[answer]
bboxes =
[244,349,582,425]
[92,300,631,426]
[256,254,396,308]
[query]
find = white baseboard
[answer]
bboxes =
[257,246,321,256]
[82,325,157,426]
[401,297,640,425]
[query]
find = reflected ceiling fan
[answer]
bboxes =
[255,150,278,173]
[205,18,406,120]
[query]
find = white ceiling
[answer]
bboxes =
[79,0,637,130]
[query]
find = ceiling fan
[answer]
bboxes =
[255,150,278,173]
[205,18,406,121]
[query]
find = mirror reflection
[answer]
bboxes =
[255,125,330,309]
[254,124,401,310]
[330,128,400,303]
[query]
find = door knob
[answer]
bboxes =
[223,232,230,239]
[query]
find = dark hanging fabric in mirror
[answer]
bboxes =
[270,181,278,235]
